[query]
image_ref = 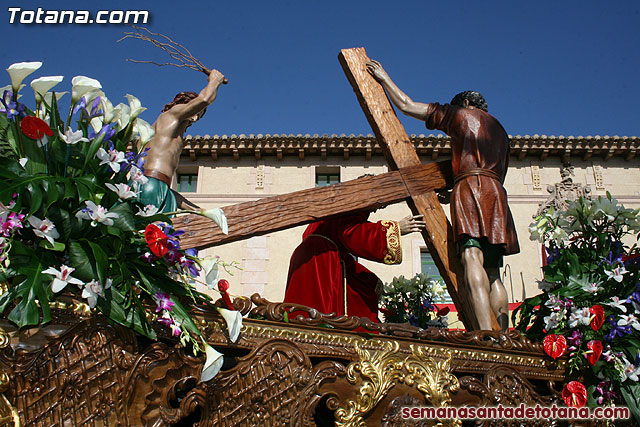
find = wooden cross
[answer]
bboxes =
[338,47,498,331]
[174,47,501,331]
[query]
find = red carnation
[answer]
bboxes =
[144,224,168,257]
[590,305,605,331]
[585,340,603,366]
[20,115,53,140]
[543,334,567,360]
[562,381,587,408]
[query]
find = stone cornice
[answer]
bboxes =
[181,133,640,162]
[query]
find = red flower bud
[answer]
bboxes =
[217,279,234,310]
[218,279,230,292]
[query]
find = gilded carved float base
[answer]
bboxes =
[0,296,565,426]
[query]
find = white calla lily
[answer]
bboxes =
[71,75,102,103]
[200,258,219,289]
[101,97,120,123]
[30,75,63,102]
[134,118,155,144]
[201,344,224,382]
[125,94,146,120]
[200,208,228,235]
[115,103,131,129]
[1,84,24,99]
[7,62,42,92]
[42,90,67,103]
[217,307,242,343]
[89,116,104,134]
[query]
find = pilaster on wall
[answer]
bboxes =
[241,236,269,297]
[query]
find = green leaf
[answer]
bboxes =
[63,181,75,200]
[68,240,97,282]
[88,241,108,284]
[47,207,73,242]
[620,383,640,426]
[170,298,202,338]
[109,202,136,232]
[27,182,43,215]
[135,265,188,297]
[6,257,51,327]
[96,286,157,339]
[8,293,40,327]
[82,131,106,173]
[38,240,66,252]
[41,178,60,212]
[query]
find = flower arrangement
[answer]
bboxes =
[0,61,238,381]
[516,194,640,422]
[379,273,449,329]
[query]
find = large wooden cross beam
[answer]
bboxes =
[173,47,500,331]
[338,47,499,331]
[176,162,452,248]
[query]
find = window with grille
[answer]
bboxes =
[421,250,452,303]
[177,174,198,192]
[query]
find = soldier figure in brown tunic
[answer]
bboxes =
[367,60,519,331]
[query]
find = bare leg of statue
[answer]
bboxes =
[461,247,493,331]
[487,267,509,332]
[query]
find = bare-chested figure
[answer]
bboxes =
[139,69,225,212]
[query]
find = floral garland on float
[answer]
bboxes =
[379,273,449,329]
[0,61,241,382]
[516,195,640,423]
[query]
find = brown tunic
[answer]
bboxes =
[424,103,519,255]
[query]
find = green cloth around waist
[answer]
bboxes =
[137,176,177,214]
[458,235,505,268]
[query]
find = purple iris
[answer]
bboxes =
[604,315,632,341]
[545,246,561,263]
[89,123,116,143]
[155,292,174,313]
[180,248,200,277]
[0,91,26,120]
[158,224,186,265]
[73,96,87,115]
[122,147,149,174]
[73,96,102,119]
[626,284,640,305]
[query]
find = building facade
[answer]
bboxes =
[174,133,640,326]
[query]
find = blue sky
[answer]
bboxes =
[4,1,639,137]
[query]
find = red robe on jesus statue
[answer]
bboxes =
[283,212,402,322]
